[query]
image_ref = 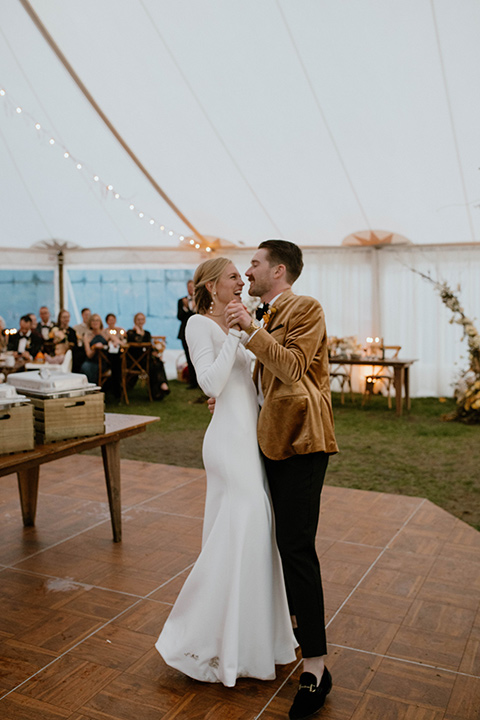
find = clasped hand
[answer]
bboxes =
[224,300,251,331]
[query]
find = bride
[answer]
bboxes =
[155,257,297,687]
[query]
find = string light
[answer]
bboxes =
[0,84,210,253]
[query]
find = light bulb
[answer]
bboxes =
[195,243,200,249]
[35,122,41,130]
[129,204,135,210]
[49,138,55,145]
[206,247,212,252]
[149,219,154,225]
[138,212,144,218]
[93,175,99,182]
[107,184,113,191]
[179,235,184,241]
[16,107,22,113]
[0,89,5,96]
[189,239,195,245]
[76,163,82,170]
[168,231,173,236]
[114,193,120,199]
[63,152,69,159]
[160,225,165,231]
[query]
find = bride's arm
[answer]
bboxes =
[186,317,241,398]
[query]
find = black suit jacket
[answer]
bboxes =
[177,297,195,341]
[7,331,43,357]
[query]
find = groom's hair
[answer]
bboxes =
[259,240,304,284]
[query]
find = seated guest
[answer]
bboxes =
[0,315,7,352]
[44,341,70,366]
[28,313,39,333]
[80,314,109,384]
[7,315,44,370]
[127,312,169,400]
[74,307,91,343]
[101,313,126,399]
[102,313,127,348]
[38,306,55,341]
[53,309,82,371]
[54,309,77,346]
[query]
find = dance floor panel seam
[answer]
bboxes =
[1,455,479,719]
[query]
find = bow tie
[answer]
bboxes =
[256,303,269,321]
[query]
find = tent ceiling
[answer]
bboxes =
[0,0,479,251]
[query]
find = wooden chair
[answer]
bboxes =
[329,363,354,404]
[96,347,113,388]
[363,345,401,408]
[121,342,153,405]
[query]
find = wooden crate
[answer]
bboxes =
[0,404,35,454]
[32,392,105,444]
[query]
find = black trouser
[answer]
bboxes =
[182,338,197,387]
[262,451,329,658]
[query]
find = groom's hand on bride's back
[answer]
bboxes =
[207,397,216,415]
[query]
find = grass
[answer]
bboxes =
[97,382,480,530]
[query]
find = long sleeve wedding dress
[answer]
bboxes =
[155,314,296,686]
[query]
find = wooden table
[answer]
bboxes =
[329,357,417,416]
[0,413,158,542]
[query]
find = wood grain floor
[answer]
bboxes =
[1,455,479,719]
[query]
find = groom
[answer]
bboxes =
[226,240,338,720]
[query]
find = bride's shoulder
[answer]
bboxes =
[186,313,212,333]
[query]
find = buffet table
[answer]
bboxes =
[0,413,158,542]
[329,357,417,416]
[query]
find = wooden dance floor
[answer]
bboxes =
[1,456,479,719]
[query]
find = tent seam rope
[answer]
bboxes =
[430,0,476,242]
[275,0,371,230]
[138,0,284,238]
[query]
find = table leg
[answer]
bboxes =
[17,466,39,526]
[405,366,411,410]
[393,366,405,417]
[101,440,122,542]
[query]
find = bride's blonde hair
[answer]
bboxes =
[193,257,231,315]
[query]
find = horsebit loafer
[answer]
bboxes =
[288,667,332,720]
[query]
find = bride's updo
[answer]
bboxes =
[193,257,231,314]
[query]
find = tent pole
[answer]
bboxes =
[58,250,64,311]
[371,248,381,340]
[19,0,208,247]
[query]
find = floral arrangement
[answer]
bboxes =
[49,326,67,343]
[262,306,277,330]
[328,335,363,359]
[415,270,480,423]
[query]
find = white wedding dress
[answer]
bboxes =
[155,314,296,687]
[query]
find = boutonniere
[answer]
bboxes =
[263,306,277,330]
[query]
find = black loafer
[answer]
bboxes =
[288,668,332,720]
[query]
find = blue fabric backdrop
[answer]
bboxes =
[68,268,194,350]
[0,270,55,329]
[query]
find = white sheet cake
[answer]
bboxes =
[7,369,90,393]
[0,383,29,407]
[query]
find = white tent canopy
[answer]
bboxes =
[1,0,480,397]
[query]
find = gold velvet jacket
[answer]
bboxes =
[247,289,338,461]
